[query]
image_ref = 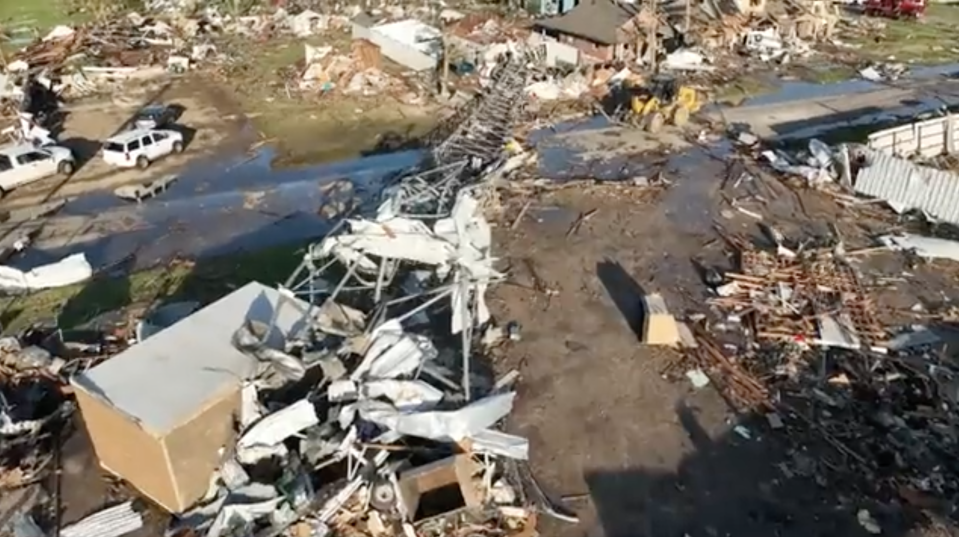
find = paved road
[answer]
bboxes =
[712,77,959,139]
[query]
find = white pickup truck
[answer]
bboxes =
[0,143,75,196]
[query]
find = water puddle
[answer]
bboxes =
[61,147,423,215]
[657,143,731,234]
[16,146,424,271]
[743,62,959,107]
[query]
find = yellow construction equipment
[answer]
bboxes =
[603,75,702,133]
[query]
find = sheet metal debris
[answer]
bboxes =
[0,253,92,292]
[3,48,549,537]
[59,501,143,537]
[853,147,959,225]
[879,233,959,263]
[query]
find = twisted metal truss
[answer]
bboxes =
[279,50,536,396]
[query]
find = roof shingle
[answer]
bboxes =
[533,0,639,45]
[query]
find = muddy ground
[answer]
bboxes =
[486,160,959,537]
[1,77,243,209]
[43,167,959,537]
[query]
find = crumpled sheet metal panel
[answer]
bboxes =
[854,147,959,226]
[59,501,143,537]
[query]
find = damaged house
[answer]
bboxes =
[532,0,675,63]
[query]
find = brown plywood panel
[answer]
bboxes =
[163,386,242,512]
[73,387,178,511]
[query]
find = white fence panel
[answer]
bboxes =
[867,115,959,157]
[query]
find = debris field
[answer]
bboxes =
[5,1,959,537]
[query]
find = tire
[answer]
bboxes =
[646,112,665,133]
[172,141,184,154]
[672,107,690,126]
[136,155,149,169]
[58,160,75,175]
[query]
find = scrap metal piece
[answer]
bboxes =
[236,399,319,464]
[60,501,143,537]
[470,429,530,460]
[232,320,306,382]
[350,320,438,381]
[854,147,959,225]
[356,391,515,442]
[516,461,579,524]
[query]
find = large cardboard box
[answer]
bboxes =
[71,282,311,513]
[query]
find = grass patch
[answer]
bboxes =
[222,35,439,164]
[0,242,309,333]
[849,4,959,63]
[714,75,778,106]
[0,0,70,31]
[804,65,858,84]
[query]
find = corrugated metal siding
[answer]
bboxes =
[867,115,957,157]
[60,502,142,537]
[854,148,959,225]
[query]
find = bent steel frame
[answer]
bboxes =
[280,50,535,398]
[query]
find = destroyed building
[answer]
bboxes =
[352,18,444,72]
[532,0,673,63]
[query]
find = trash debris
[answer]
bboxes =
[0,254,92,292]
[0,4,945,536]
[60,501,143,537]
[857,509,882,535]
[39,49,551,537]
[114,174,178,202]
[686,369,710,388]
[878,233,959,263]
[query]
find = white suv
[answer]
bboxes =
[102,128,184,169]
[0,143,75,196]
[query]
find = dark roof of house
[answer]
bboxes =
[533,0,640,45]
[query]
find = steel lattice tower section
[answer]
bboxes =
[431,51,534,167]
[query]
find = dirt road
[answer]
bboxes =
[0,78,245,211]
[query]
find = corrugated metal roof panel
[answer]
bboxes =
[854,148,959,225]
[60,501,142,537]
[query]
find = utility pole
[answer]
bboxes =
[646,0,659,72]
[440,34,450,97]
[685,0,691,34]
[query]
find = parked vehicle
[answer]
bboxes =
[863,0,925,18]
[131,104,178,131]
[0,143,75,196]
[102,128,185,169]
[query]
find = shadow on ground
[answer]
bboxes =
[581,399,951,537]
[60,137,104,176]
[596,258,646,340]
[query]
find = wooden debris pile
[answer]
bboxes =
[676,234,959,522]
[10,21,172,72]
[708,245,886,349]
